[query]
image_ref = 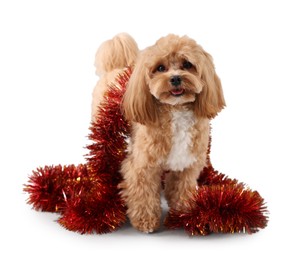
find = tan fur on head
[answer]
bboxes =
[91,34,225,233]
[122,34,225,125]
[194,51,225,119]
[122,50,160,125]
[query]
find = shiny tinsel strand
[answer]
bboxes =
[24,68,131,234]
[198,165,241,187]
[24,164,88,212]
[165,166,268,235]
[86,67,131,176]
[57,68,131,233]
[58,174,126,234]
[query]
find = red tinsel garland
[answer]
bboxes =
[24,164,87,213]
[166,165,268,235]
[24,67,268,235]
[24,68,131,234]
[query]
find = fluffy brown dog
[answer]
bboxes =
[92,33,225,233]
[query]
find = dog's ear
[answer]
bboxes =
[122,51,159,125]
[195,51,226,119]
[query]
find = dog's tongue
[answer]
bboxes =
[170,88,184,96]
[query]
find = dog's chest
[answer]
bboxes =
[165,110,197,171]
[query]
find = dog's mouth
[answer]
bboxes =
[169,88,185,97]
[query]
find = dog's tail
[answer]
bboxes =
[94,33,139,75]
[92,33,138,122]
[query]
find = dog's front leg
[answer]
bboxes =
[164,165,201,211]
[120,158,162,233]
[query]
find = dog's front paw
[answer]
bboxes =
[129,211,161,233]
[132,216,160,233]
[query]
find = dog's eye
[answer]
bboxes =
[183,61,193,69]
[156,65,166,72]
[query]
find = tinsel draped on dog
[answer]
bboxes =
[24,33,268,235]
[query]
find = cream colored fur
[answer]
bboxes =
[92,33,225,233]
[166,110,197,171]
[91,33,139,121]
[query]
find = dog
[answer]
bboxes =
[92,33,225,233]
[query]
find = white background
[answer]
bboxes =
[1,0,301,259]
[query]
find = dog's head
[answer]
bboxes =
[123,34,225,125]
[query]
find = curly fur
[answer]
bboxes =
[92,33,225,233]
[91,33,139,121]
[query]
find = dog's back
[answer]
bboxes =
[92,33,139,121]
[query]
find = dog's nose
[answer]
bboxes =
[170,75,182,87]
